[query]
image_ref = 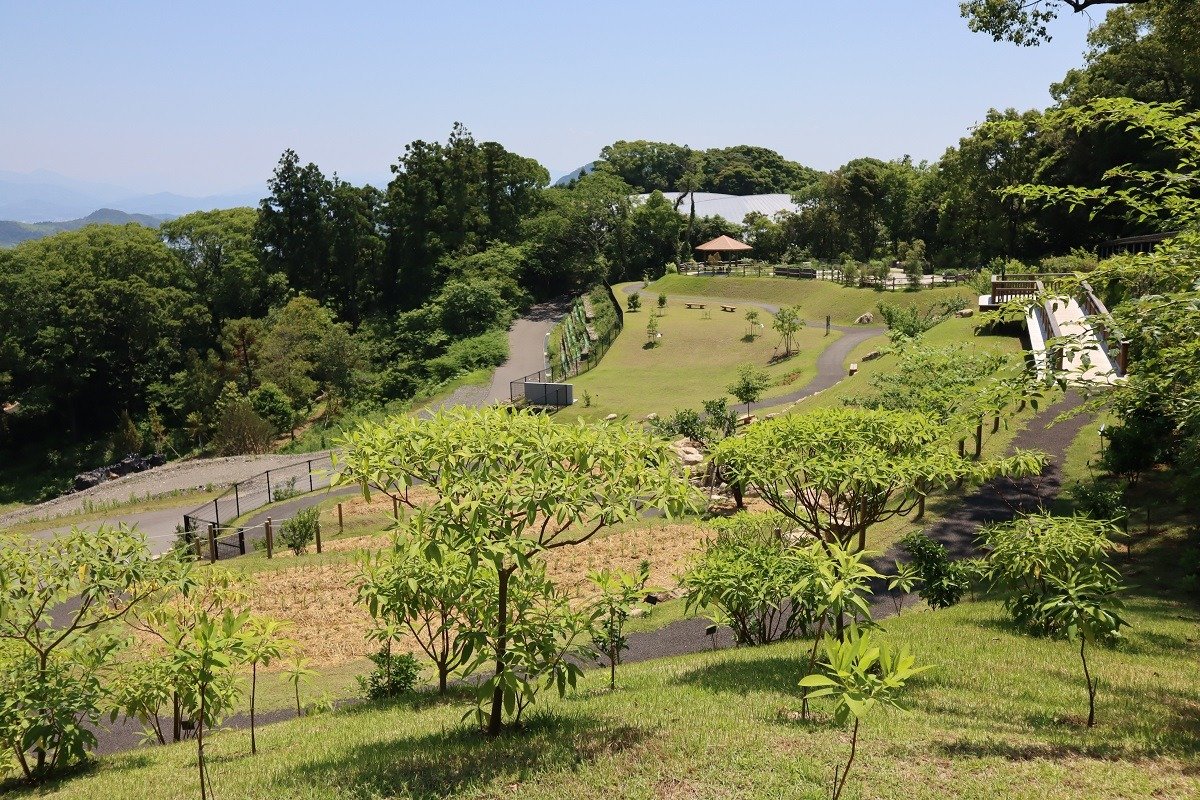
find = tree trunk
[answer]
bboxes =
[487,565,515,736]
[975,421,983,458]
[1081,637,1096,728]
[250,664,258,755]
[197,684,207,800]
[831,718,859,800]
[438,664,448,694]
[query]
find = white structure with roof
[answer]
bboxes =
[637,192,800,224]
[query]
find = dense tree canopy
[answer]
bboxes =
[961,0,1152,47]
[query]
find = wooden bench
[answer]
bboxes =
[685,302,706,310]
[721,305,737,312]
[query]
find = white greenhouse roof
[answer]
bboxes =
[638,192,800,224]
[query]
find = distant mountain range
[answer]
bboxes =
[0,169,262,223]
[0,208,174,248]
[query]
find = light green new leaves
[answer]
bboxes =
[335,406,701,555]
[798,626,933,726]
[714,407,1045,549]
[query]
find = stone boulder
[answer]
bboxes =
[855,312,874,324]
[955,308,974,318]
[862,350,882,362]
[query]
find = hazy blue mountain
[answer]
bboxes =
[0,208,173,247]
[0,169,262,221]
[552,162,595,187]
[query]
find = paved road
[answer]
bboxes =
[422,298,570,412]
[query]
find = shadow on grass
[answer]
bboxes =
[0,752,154,797]
[673,655,802,698]
[275,711,651,800]
[937,737,1151,763]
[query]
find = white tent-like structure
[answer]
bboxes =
[638,192,800,224]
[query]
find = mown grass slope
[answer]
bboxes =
[19,543,1197,800]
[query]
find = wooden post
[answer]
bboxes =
[975,421,984,459]
[315,519,322,554]
[338,502,344,533]
[207,524,217,563]
[265,518,274,559]
[193,529,203,561]
[238,528,246,555]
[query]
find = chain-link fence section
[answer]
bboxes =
[181,453,334,536]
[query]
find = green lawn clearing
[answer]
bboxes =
[560,299,836,421]
[647,274,976,326]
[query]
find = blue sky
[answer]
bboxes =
[0,1,1107,194]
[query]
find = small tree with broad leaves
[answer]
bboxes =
[727,364,771,415]
[715,407,1045,552]
[799,626,933,800]
[1039,570,1128,727]
[0,525,188,783]
[587,562,651,690]
[335,406,697,735]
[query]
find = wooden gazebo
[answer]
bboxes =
[695,234,753,262]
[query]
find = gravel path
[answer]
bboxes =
[0,453,325,529]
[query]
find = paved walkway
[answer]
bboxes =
[421,298,570,413]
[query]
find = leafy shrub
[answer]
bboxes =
[213,401,274,456]
[357,649,421,700]
[1069,478,1127,524]
[681,513,823,645]
[627,292,641,312]
[280,507,319,555]
[425,329,509,383]
[250,382,296,435]
[899,531,973,609]
[657,292,667,309]
[272,475,300,502]
[979,513,1121,636]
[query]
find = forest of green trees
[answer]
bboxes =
[0,0,1194,499]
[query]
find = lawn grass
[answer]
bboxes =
[559,295,836,421]
[21,527,1198,800]
[648,274,976,326]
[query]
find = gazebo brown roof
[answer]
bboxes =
[694,234,752,253]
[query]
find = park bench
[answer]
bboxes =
[721,305,737,312]
[685,302,706,310]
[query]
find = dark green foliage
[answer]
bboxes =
[357,649,421,700]
[424,330,508,383]
[213,401,274,456]
[877,300,964,341]
[1069,478,1128,524]
[900,532,974,609]
[249,383,296,436]
[280,508,319,556]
